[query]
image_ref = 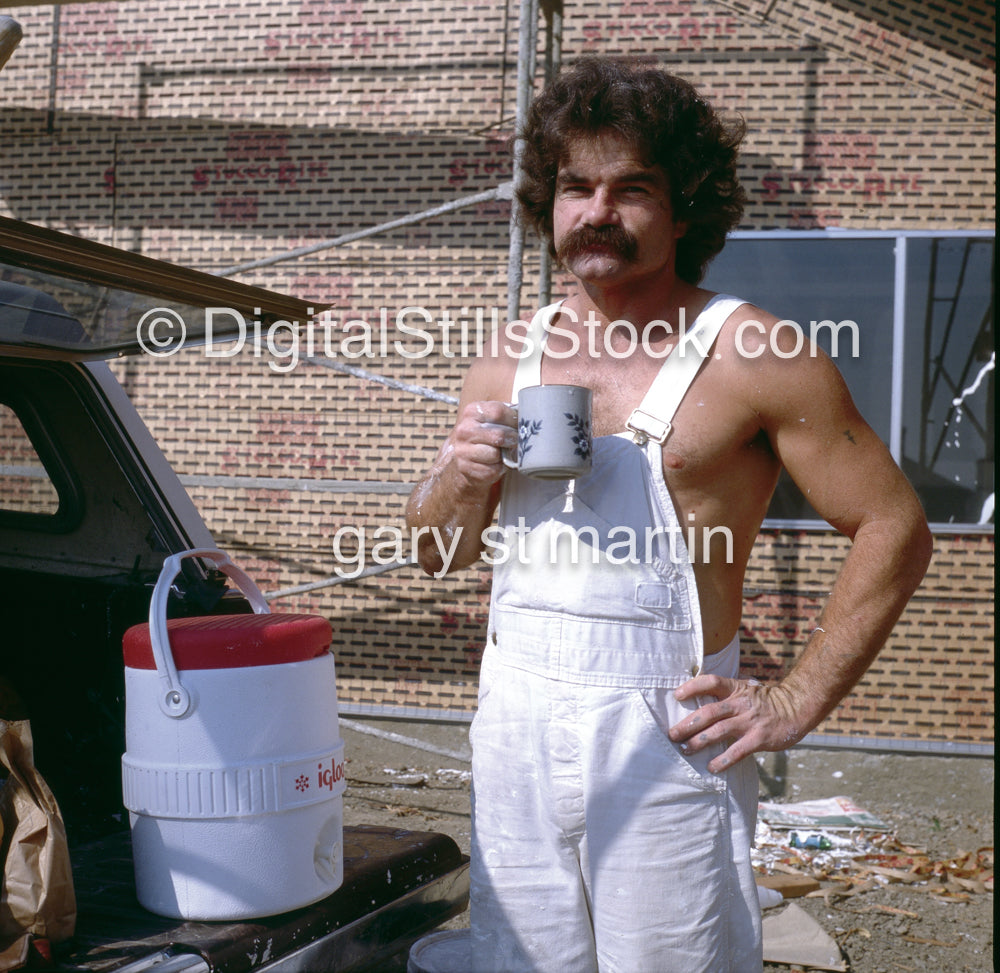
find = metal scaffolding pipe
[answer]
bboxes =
[505,0,539,324]
[306,355,458,406]
[218,182,512,277]
[537,0,563,308]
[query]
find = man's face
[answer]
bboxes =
[551,130,687,290]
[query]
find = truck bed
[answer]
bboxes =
[59,825,469,972]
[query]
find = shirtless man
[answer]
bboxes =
[406,58,931,972]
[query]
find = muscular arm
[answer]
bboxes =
[405,355,516,576]
[670,323,933,771]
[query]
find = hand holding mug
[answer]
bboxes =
[447,400,518,489]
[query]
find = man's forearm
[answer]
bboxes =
[406,397,517,576]
[669,502,932,771]
[405,451,500,576]
[779,508,933,734]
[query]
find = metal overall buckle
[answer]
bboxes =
[626,409,671,446]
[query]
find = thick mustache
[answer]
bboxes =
[557,225,639,264]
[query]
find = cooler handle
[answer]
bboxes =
[150,548,270,719]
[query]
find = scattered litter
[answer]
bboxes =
[377,803,422,817]
[850,844,993,902]
[435,768,472,784]
[753,819,884,877]
[789,832,834,850]
[381,768,429,788]
[754,806,994,910]
[352,767,472,790]
[901,934,960,947]
[856,904,919,919]
[759,796,891,832]
[757,884,784,909]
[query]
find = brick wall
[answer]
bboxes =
[741,530,994,745]
[1,0,993,745]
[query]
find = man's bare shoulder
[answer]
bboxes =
[715,302,852,395]
[458,324,525,408]
[718,300,781,339]
[711,300,876,457]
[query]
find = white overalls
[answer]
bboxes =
[470,296,762,973]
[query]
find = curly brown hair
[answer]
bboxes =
[516,57,746,285]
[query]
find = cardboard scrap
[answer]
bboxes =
[756,872,821,898]
[758,796,890,832]
[762,902,848,972]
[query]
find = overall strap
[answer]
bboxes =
[510,300,566,404]
[626,294,746,445]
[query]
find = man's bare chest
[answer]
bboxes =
[538,349,765,483]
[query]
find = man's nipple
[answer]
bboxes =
[663,451,685,470]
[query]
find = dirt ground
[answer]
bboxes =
[339,715,993,973]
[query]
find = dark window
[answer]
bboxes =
[704,232,994,527]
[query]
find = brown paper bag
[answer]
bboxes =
[0,718,76,958]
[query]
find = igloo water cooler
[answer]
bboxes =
[121,549,346,920]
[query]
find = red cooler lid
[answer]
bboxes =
[123,614,333,670]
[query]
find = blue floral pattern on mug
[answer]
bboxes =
[519,418,543,458]
[565,412,591,460]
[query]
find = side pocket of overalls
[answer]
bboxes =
[470,644,498,748]
[631,686,726,792]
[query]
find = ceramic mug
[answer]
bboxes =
[503,384,593,479]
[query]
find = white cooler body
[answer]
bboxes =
[123,653,346,920]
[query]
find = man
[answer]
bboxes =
[405,57,931,972]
